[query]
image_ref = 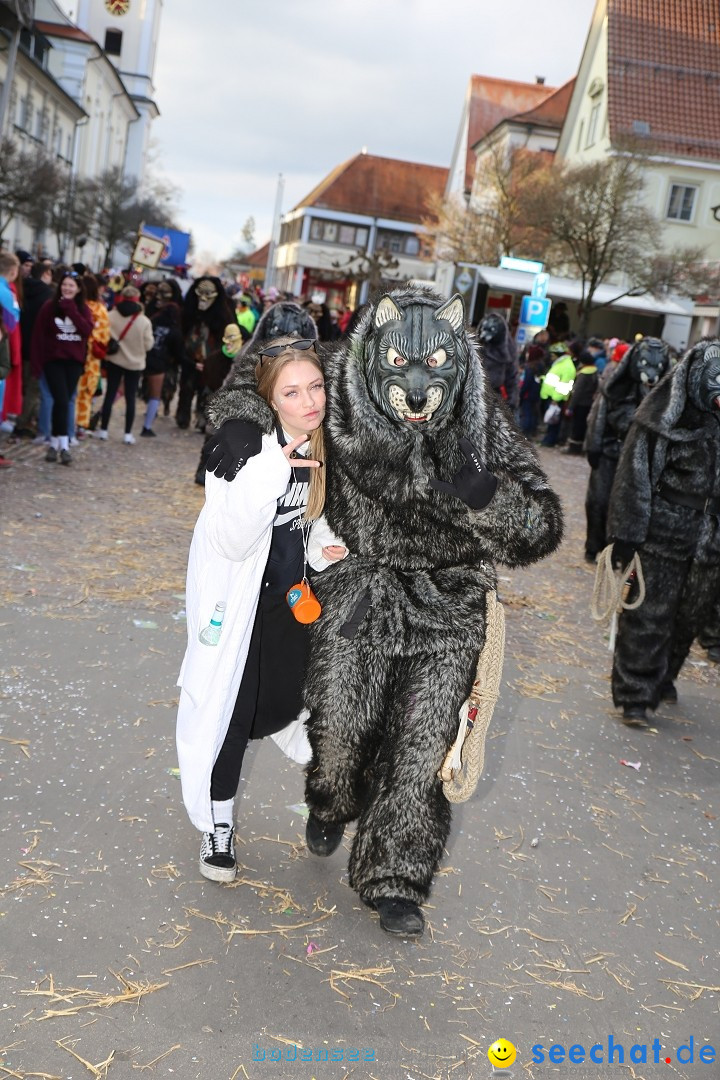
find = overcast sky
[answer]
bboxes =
[64,0,598,262]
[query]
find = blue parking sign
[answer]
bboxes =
[519,296,551,328]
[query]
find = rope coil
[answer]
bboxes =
[591,543,645,652]
[440,590,505,804]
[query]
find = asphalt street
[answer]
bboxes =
[0,414,718,1080]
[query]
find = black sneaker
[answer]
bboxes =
[140,427,156,438]
[199,822,236,882]
[59,449,72,466]
[305,812,344,857]
[370,896,425,937]
[45,446,58,463]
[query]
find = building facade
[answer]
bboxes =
[272,152,448,308]
[0,0,162,262]
[71,0,161,187]
[556,0,720,341]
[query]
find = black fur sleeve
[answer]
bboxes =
[206,357,275,434]
[473,396,564,567]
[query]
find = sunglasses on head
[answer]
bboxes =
[258,338,317,362]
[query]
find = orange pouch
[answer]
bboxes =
[286,581,322,624]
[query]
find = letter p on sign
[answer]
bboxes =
[519,296,551,328]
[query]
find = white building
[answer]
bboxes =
[556,0,720,343]
[0,5,85,254]
[274,152,448,308]
[0,0,162,262]
[70,0,162,187]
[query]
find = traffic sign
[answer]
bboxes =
[519,295,551,328]
[531,273,549,299]
[455,268,474,293]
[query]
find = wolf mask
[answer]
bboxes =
[364,293,467,425]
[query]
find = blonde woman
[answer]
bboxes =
[176,337,345,882]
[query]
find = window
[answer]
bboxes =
[339,224,355,245]
[309,219,324,241]
[323,222,338,242]
[666,184,697,223]
[586,102,601,146]
[355,227,368,248]
[104,29,123,55]
[404,235,420,256]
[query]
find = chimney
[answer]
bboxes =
[535,76,546,85]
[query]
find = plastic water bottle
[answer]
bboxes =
[199,601,226,646]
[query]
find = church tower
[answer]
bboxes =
[73,0,163,187]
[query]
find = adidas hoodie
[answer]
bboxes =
[30,297,95,377]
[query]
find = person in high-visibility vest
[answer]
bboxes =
[540,342,575,446]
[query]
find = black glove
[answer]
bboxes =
[204,419,262,481]
[611,538,637,570]
[587,450,601,469]
[428,436,498,510]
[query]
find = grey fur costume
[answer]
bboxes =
[608,340,720,710]
[584,338,670,558]
[239,301,317,360]
[208,285,563,908]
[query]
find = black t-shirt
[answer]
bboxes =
[262,428,310,594]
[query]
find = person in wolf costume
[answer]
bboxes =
[607,339,720,726]
[476,312,519,409]
[584,336,671,561]
[207,285,563,936]
[176,277,234,429]
[241,300,317,357]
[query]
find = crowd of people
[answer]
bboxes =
[0,249,355,469]
[3,261,719,935]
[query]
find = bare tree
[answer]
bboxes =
[76,166,181,265]
[0,136,63,241]
[424,145,550,266]
[525,154,707,335]
[332,248,401,295]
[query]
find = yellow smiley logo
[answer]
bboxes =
[488,1039,517,1068]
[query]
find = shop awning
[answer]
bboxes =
[463,265,694,318]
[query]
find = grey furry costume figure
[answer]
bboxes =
[607,340,720,724]
[208,285,563,931]
[584,337,670,559]
[240,301,317,358]
[477,312,520,408]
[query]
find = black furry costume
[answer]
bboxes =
[208,285,563,917]
[608,340,720,714]
[584,337,670,559]
[177,277,234,429]
[240,301,317,358]
[477,313,519,408]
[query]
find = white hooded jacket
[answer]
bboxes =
[176,436,292,831]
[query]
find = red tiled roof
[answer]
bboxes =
[35,20,95,44]
[295,153,448,224]
[607,0,720,160]
[510,78,576,128]
[463,76,558,191]
[246,242,270,267]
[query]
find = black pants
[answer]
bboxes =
[101,360,141,434]
[43,359,83,437]
[210,591,309,801]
